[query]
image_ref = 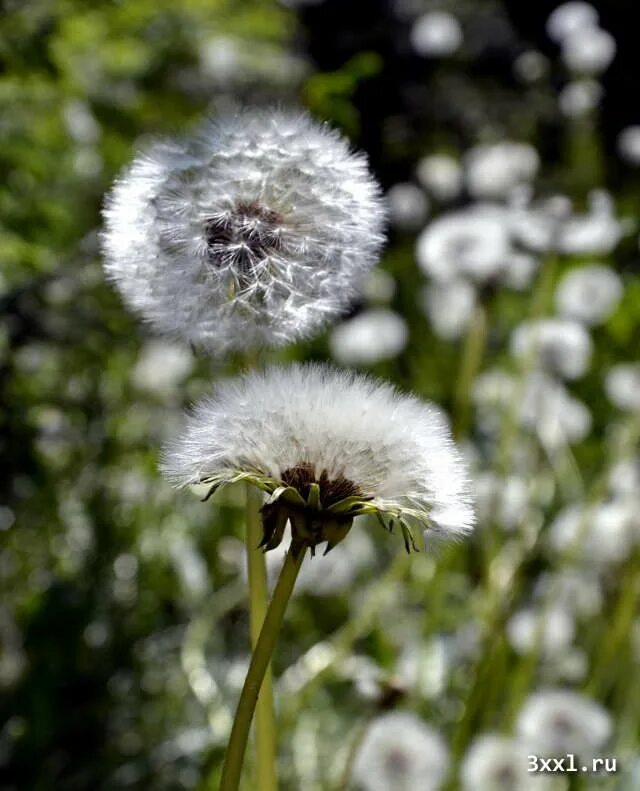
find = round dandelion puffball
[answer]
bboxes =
[162,364,474,542]
[102,109,386,354]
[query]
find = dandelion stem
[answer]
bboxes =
[220,541,307,791]
[454,303,488,439]
[245,484,278,791]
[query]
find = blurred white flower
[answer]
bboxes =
[534,570,603,618]
[608,456,640,501]
[461,734,551,791]
[513,50,549,83]
[329,309,408,366]
[387,183,430,230]
[549,501,635,565]
[362,268,397,304]
[132,341,194,396]
[516,689,612,759]
[546,2,599,43]
[411,11,463,57]
[394,639,448,700]
[604,364,640,412]
[562,26,616,74]
[63,100,101,144]
[464,142,539,200]
[502,252,539,290]
[102,109,385,354]
[163,364,475,546]
[510,319,592,380]
[474,473,529,531]
[617,126,640,165]
[555,264,623,326]
[559,79,602,117]
[421,279,475,340]
[416,154,463,202]
[416,209,511,283]
[507,606,575,659]
[557,191,625,254]
[352,712,449,791]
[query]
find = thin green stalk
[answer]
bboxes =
[220,542,307,791]
[454,303,488,440]
[245,484,277,791]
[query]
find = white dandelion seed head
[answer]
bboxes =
[461,734,551,791]
[416,154,463,202]
[617,126,640,165]
[102,109,386,354]
[464,142,540,200]
[555,264,623,326]
[561,27,616,75]
[473,473,529,531]
[162,364,475,539]
[387,183,429,231]
[507,606,575,659]
[516,689,612,759]
[559,79,603,118]
[510,318,592,380]
[604,363,640,412]
[416,209,511,283]
[513,50,549,84]
[549,501,635,565]
[556,190,624,255]
[352,712,449,791]
[410,11,463,58]
[608,456,640,501]
[132,340,194,396]
[329,309,408,366]
[421,279,476,340]
[546,2,599,43]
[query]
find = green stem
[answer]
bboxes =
[220,542,307,791]
[245,484,278,791]
[240,351,276,789]
[454,303,488,440]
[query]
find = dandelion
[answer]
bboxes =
[513,51,549,83]
[516,689,612,760]
[421,279,476,340]
[604,363,640,412]
[387,183,429,231]
[464,142,539,200]
[416,154,463,202]
[410,11,463,58]
[329,309,408,366]
[416,209,511,283]
[163,363,474,553]
[507,606,575,659]
[556,191,624,255]
[546,2,599,43]
[549,502,635,565]
[554,264,623,326]
[461,734,549,791]
[559,79,602,118]
[102,109,385,354]
[473,472,529,531]
[510,319,592,380]
[351,712,449,791]
[617,125,640,165]
[561,27,616,75]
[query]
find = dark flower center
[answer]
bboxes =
[204,200,284,272]
[280,463,361,508]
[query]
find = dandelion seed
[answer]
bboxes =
[516,689,612,760]
[162,364,474,554]
[102,109,385,353]
[351,712,449,791]
[555,264,623,326]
